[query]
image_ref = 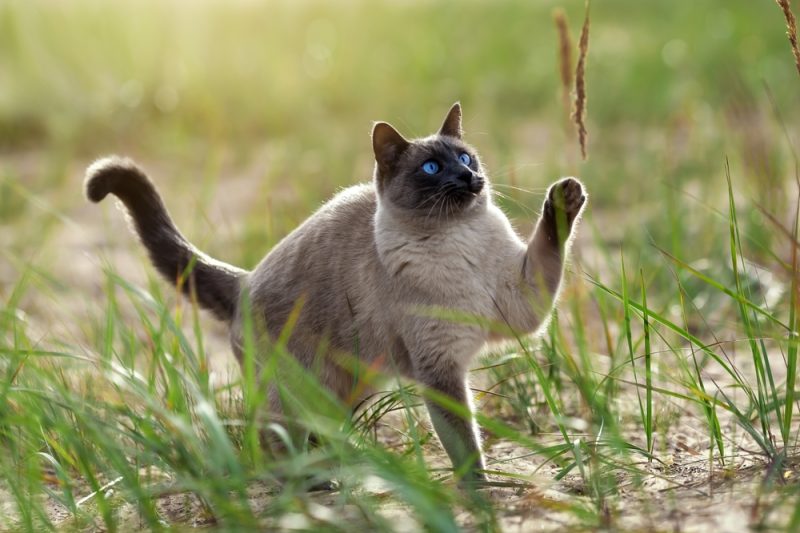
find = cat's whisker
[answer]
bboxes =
[422,187,450,222]
[492,183,549,195]
[424,183,461,224]
[414,186,441,203]
[491,189,537,216]
[435,188,455,223]
[439,195,450,225]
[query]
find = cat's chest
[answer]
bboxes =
[376,221,502,302]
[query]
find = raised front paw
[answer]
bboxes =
[544,177,586,228]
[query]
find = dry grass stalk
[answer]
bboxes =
[572,0,591,160]
[553,8,574,133]
[776,0,800,77]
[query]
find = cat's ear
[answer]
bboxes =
[438,102,462,138]
[372,122,410,172]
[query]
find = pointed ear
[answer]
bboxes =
[438,102,462,138]
[372,122,410,171]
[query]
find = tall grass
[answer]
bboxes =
[2,0,800,530]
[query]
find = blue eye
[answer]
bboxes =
[422,160,440,175]
[459,153,471,166]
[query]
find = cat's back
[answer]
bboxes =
[251,181,378,278]
[247,182,384,333]
[308,182,377,236]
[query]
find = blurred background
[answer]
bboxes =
[2,0,797,259]
[1,0,800,528]
[2,0,798,346]
[1,0,796,260]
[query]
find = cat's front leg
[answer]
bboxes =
[523,178,586,301]
[415,359,486,484]
[494,178,586,335]
[399,315,487,483]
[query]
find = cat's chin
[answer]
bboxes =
[411,192,486,222]
[449,190,486,212]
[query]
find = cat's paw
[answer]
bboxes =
[544,177,586,228]
[457,470,489,490]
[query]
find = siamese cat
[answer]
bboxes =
[84,103,586,483]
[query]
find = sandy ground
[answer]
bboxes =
[10,427,796,531]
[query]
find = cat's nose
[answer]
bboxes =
[454,171,483,194]
[456,170,473,184]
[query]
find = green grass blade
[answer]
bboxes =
[640,269,653,456]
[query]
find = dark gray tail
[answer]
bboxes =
[85,156,246,322]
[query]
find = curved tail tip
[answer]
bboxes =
[84,156,141,203]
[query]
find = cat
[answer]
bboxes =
[84,103,586,484]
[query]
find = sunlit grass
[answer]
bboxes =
[2,0,800,530]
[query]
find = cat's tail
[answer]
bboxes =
[84,156,246,322]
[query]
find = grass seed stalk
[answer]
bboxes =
[572,0,591,160]
[776,0,800,77]
[553,8,574,134]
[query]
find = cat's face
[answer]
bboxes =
[372,104,488,221]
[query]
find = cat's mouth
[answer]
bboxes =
[466,176,485,194]
[416,178,485,219]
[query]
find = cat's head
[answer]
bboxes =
[372,103,488,222]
